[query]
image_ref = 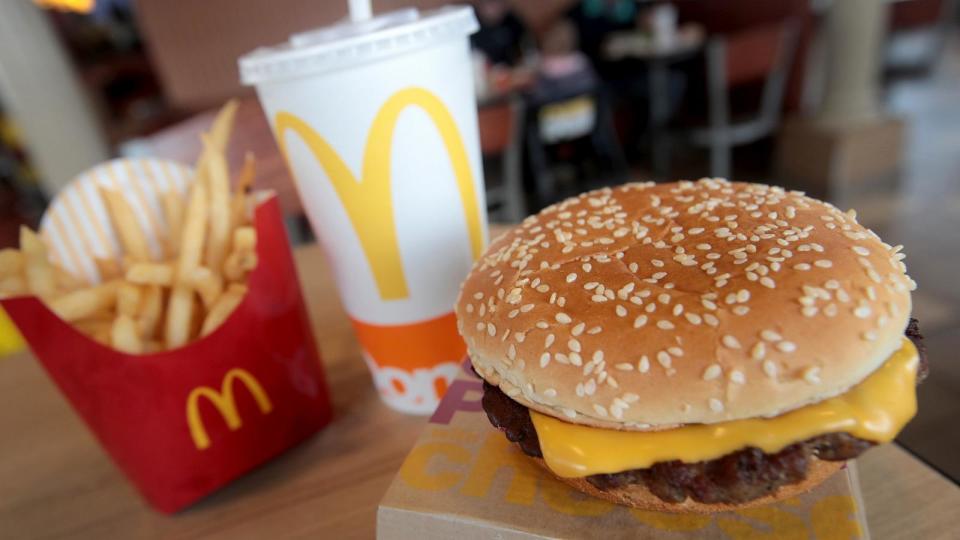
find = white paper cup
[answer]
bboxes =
[240,6,488,414]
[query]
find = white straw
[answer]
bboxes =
[349,0,372,22]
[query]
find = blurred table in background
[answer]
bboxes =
[604,24,705,178]
[0,226,958,538]
[126,97,304,218]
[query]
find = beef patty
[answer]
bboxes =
[479,319,928,505]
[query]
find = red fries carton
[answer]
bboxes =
[1,159,332,513]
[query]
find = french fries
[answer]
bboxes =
[161,191,185,257]
[111,314,142,354]
[126,262,174,286]
[189,267,223,309]
[201,284,247,337]
[20,227,56,298]
[100,188,151,261]
[47,281,119,322]
[0,101,259,354]
[202,135,231,273]
[117,282,142,318]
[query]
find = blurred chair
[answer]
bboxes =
[479,96,527,222]
[676,19,799,178]
[884,0,957,77]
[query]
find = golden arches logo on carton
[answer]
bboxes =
[274,87,484,301]
[186,368,273,450]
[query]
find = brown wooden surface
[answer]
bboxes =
[136,96,304,217]
[0,238,958,539]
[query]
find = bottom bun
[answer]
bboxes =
[533,457,844,514]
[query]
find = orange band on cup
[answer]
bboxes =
[350,311,466,371]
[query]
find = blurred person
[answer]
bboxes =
[531,20,597,104]
[565,0,638,73]
[470,0,531,67]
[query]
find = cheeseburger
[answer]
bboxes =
[455,179,927,513]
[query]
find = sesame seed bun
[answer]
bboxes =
[456,180,914,429]
[534,456,844,513]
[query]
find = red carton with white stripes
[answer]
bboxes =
[1,159,332,513]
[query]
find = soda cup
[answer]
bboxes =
[239,6,488,414]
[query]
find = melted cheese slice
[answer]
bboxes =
[531,338,918,478]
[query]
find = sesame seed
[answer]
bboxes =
[639,356,650,372]
[853,246,871,256]
[633,315,648,328]
[703,364,722,380]
[593,404,608,417]
[588,326,603,335]
[736,289,751,303]
[777,341,797,353]
[515,332,526,343]
[556,313,572,324]
[539,353,551,367]
[616,305,628,317]
[854,305,872,318]
[657,320,676,330]
[568,339,581,352]
[704,313,720,326]
[657,351,672,368]
[545,334,555,347]
[672,304,684,316]
[802,306,819,317]
[615,363,633,371]
[709,398,724,412]
[862,330,878,341]
[658,293,671,304]
[761,329,782,342]
[569,352,583,366]
[760,277,776,289]
[732,306,750,316]
[795,263,811,271]
[763,360,778,379]
[730,370,745,384]
[566,273,577,283]
[815,259,833,268]
[722,335,741,349]
[543,388,558,397]
[685,313,703,325]
[751,342,766,360]
[507,344,516,360]
[803,367,821,384]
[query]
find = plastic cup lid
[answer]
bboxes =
[239,6,479,86]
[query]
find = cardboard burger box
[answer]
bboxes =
[378,361,869,539]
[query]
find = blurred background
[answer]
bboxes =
[0,0,957,481]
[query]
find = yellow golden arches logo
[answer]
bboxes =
[186,368,273,450]
[274,87,484,301]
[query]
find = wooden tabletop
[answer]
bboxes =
[1,241,958,539]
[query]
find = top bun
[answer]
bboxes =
[456,180,914,429]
